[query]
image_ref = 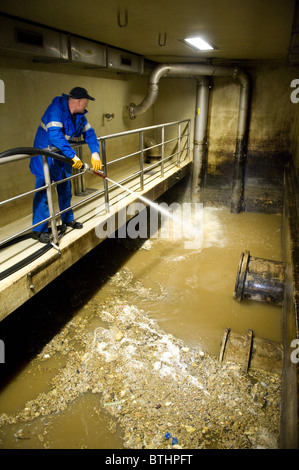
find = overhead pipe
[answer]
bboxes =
[128,64,250,212]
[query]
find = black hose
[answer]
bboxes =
[0,225,66,250]
[0,242,52,282]
[0,232,33,248]
[0,226,66,281]
[0,147,73,165]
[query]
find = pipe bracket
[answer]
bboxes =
[27,272,35,291]
[117,10,128,27]
[158,33,167,47]
[129,103,136,120]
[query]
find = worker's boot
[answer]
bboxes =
[32,231,50,243]
[66,220,83,229]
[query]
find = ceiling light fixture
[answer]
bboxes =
[184,36,214,51]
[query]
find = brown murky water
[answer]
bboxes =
[123,207,282,354]
[0,204,282,449]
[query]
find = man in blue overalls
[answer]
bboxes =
[30,87,102,243]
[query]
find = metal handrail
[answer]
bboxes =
[0,119,191,250]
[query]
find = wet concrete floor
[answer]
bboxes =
[0,202,282,449]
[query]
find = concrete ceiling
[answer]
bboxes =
[0,0,296,63]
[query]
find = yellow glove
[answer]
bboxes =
[72,155,83,169]
[91,152,102,171]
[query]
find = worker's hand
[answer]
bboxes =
[72,155,83,169]
[91,152,102,171]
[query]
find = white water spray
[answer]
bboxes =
[104,176,203,247]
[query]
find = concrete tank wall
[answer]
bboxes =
[154,62,296,162]
[152,62,298,210]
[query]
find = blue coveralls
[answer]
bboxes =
[30,93,100,232]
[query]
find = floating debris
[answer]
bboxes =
[0,262,281,449]
[0,295,281,449]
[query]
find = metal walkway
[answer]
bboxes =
[0,120,191,321]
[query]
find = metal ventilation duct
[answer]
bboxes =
[107,47,144,74]
[69,36,106,68]
[0,15,144,72]
[0,16,69,62]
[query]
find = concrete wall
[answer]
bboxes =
[181,61,298,210]
[152,62,297,167]
[207,62,295,162]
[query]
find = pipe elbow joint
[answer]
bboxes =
[232,67,250,88]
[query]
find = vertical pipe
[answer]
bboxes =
[192,77,210,194]
[128,63,250,212]
[231,70,250,213]
[42,155,58,244]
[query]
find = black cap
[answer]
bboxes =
[69,87,95,101]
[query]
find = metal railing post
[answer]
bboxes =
[139,130,144,191]
[161,126,165,178]
[101,139,110,212]
[74,145,86,195]
[188,120,191,160]
[42,155,59,244]
[177,122,181,166]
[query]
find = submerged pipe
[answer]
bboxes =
[129,64,250,212]
[234,250,286,305]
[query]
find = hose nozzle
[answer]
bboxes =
[82,162,106,178]
[93,170,106,179]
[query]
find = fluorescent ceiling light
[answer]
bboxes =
[184,37,214,51]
